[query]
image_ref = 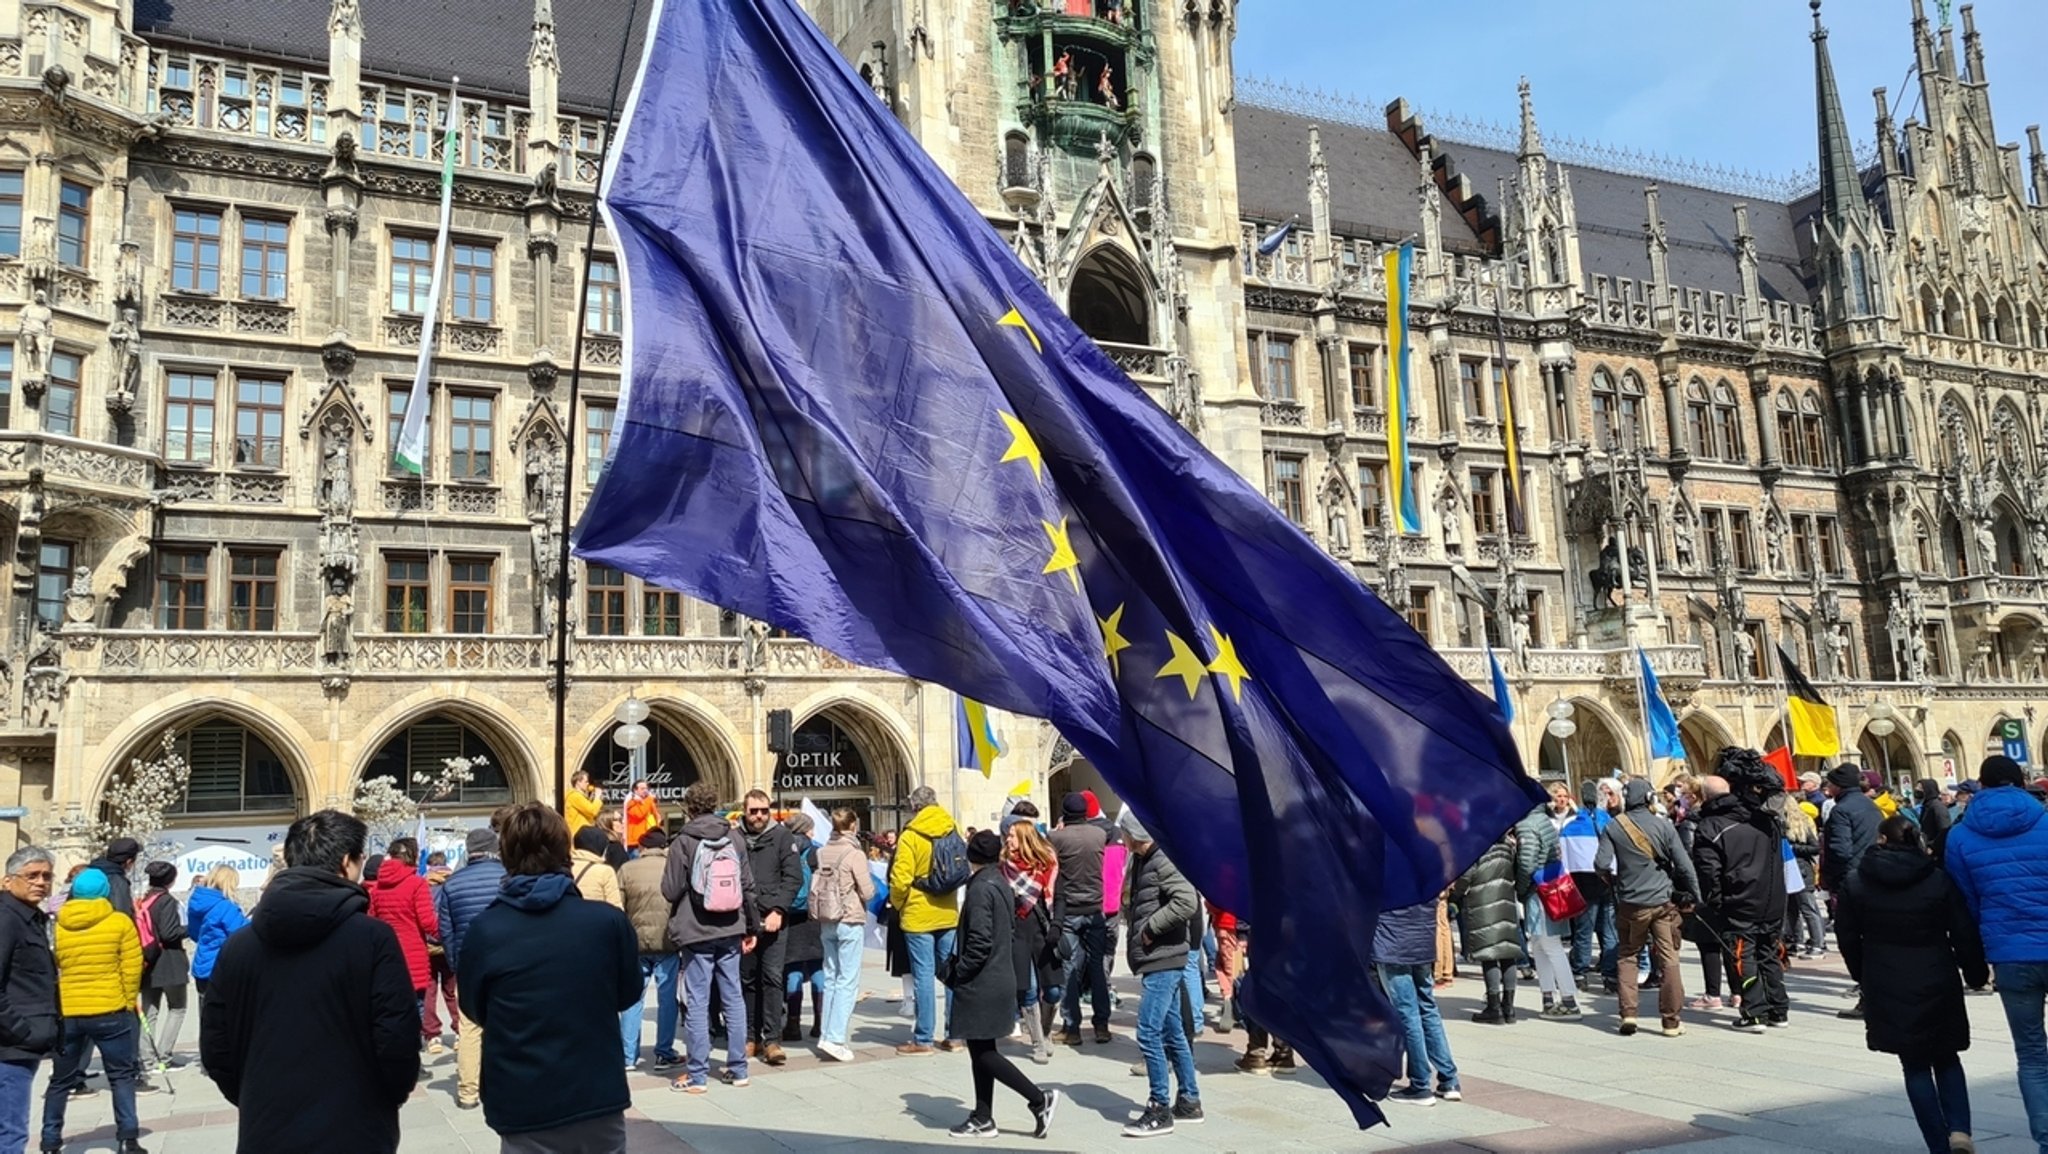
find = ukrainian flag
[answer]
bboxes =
[1384,245,1421,535]
[956,695,1004,777]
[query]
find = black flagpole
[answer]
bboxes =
[552,0,645,815]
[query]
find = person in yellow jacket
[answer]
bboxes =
[42,866,148,1154]
[566,771,604,843]
[888,786,963,1055]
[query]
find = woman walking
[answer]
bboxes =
[187,865,248,1001]
[137,861,191,1066]
[1452,829,1523,1023]
[1836,816,1987,1154]
[811,809,875,1062]
[1514,804,1581,1017]
[1001,820,1061,1066]
[942,831,1057,1140]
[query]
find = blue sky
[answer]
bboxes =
[1234,0,2048,181]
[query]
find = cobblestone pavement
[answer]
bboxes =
[37,949,2036,1152]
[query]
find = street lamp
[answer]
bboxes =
[1546,700,1577,783]
[1868,701,1895,786]
[613,693,651,785]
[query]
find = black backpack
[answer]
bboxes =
[911,827,970,894]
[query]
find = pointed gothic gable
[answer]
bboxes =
[1050,167,1161,302]
[299,376,375,442]
[512,394,565,455]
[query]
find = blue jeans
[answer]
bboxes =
[0,1057,34,1154]
[819,921,865,1046]
[1181,950,1205,1036]
[42,1013,139,1145]
[905,927,957,1046]
[1569,897,1618,979]
[683,939,748,1085]
[623,953,679,1064]
[1059,912,1110,1031]
[1901,1053,1971,1154]
[1376,962,1458,1091]
[1997,961,2048,1152]
[1136,968,1197,1108]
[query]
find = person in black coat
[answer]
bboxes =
[89,838,140,918]
[1837,816,1989,1154]
[0,847,59,1153]
[1821,763,1882,891]
[1690,765,1789,1031]
[138,861,191,1068]
[737,789,803,1064]
[941,831,1056,1141]
[457,803,641,1150]
[1915,779,1954,861]
[200,811,420,1154]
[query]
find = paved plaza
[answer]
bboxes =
[36,949,2038,1152]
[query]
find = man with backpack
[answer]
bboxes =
[736,790,804,1067]
[888,785,967,1055]
[660,782,760,1094]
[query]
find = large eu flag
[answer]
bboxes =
[576,0,1543,1124]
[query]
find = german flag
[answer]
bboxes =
[1777,644,1837,758]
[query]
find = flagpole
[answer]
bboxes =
[551,0,646,814]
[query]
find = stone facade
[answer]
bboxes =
[0,0,2043,858]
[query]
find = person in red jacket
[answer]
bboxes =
[368,836,440,1042]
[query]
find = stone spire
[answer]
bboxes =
[528,0,560,177]
[1811,0,1863,232]
[326,0,364,145]
[1961,3,1985,85]
[2028,125,2047,207]
[1517,76,1544,160]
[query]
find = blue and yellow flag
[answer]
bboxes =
[955,695,1004,778]
[1487,643,1514,724]
[1384,245,1422,536]
[575,0,1540,1126]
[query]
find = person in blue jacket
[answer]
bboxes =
[1944,754,2048,1153]
[435,825,508,1111]
[187,865,249,1000]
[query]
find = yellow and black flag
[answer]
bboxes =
[1776,644,1838,757]
[1491,301,1527,537]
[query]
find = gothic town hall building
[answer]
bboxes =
[0,0,2042,859]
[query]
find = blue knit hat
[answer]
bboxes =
[70,869,108,901]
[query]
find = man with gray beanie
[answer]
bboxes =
[434,825,505,1110]
[1596,778,1699,1038]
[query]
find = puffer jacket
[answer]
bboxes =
[570,848,623,909]
[188,884,250,981]
[1691,793,1788,932]
[661,813,761,948]
[1371,900,1439,966]
[617,847,672,953]
[1453,837,1520,962]
[53,896,143,1017]
[1822,789,1882,891]
[1946,785,2048,963]
[887,805,962,934]
[367,858,439,991]
[1513,807,1568,937]
[1123,844,1197,975]
[1837,844,1987,1062]
[432,856,505,971]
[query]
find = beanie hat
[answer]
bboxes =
[1117,807,1150,843]
[105,837,141,863]
[1981,754,2027,790]
[465,828,499,858]
[144,861,176,889]
[1957,780,1983,795]
[1825,764,1864,791]
[573,826,611,856]
[1082,790,1102,820]
[70,869,108,901]
[639,828,669,850]
[966,829,1002,865]
[1061,792,1089,820]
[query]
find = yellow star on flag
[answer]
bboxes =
[1041,518,1080,592]
[1099,604,1133,676]
[1205,625,1250,701]
[998,306,1042,353]
[1156,630,1208,699]
[999,411,1044,482]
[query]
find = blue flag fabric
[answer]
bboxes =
[1639,648,1685,761]
[576,0,1542,1125]
[1487,645,1515,724]
[1255,218,1296,256]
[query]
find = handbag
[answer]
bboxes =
[1532,859,1587,922]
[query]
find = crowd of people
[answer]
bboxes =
[0,754,2044,1151]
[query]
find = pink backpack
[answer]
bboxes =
[1101,843,1129,916]
[691,833,744,914]
[136,892,161,951]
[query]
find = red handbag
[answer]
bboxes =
[1533,859,1588,921]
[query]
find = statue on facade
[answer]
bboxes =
[741,616,770,673]
[1822,623,1851,681]
[1732,628,1756,682]
[321,590,353,665]
[22,632,64,729]
[1380,561,1410,616]
[1322,477,1350,555]
[530,160,559,208]
[1762,498,1785,573]
[16,291,52,381]
[1436,477,1463,551]
[319,516,359,582]
[62,566,94,626]
[525,434,562,523]
[107,308,142,415]
[318,418,354,516]
[1052,50,1075,100]
[530,518,558,588]
[1671,506,1697,573]
[1974,515,1999,574]
[1886,591,1912,679]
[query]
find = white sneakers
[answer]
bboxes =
[818,1041,856,1063]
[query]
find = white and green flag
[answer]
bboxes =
[394,79,461,476]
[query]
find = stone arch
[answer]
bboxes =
[1975,292,1995,342]
[1937,391,1976,467]
[1992,611,2048,682]
[2028,301,2046,349]
[1067,243,1151,346]
[1855,721,1921,788]
[1942,288,1968,337]
[568,689,744,803]
[789,689,919,825]
[1993,497,2029,576]
[88,692,321,820]
[1677,709,1738,779]
[1920,283,1942,333]
[1994,398,2032,471]
[348,688,544,808]
[1996,297,2020,346]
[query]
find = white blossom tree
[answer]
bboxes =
[351,754,484,849]
[86,731,192,861]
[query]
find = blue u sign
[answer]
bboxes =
[2001,719,2029,767]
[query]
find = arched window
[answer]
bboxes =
[1712,381,1745,462]
[1850,249,1872,315]
[1590,368,1617,450]
[1943,515,1968,578]
[1920,284,1942,333]
[1619,371,1648,450]
[160,719,297,816]
[1976,294,1995,343]
[363,715,513,806]
[1915,517,1935,573]
[1996,298,2019,347]
[1002,130,1031,190]
[1943,290,1967,337]
[1129,152,1156,210]
[1776,391,1803,467]
[1067,246,1150,346]
[1801,392,1829,470]
[1686,379,1712,459]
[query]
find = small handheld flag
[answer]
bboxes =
[1777,644,1838,757]
[394,79,461,476]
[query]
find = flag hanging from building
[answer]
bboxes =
[393,79,461,475]
[572,0,1542,1126]
[1384,245,1421,535]
[1637,647,1685,761]
[1255,217,1296,256]
[1487,643,1514,724]
[1777,644,1838,757]
[955,695,1004,778]
[1491,301,1527,537]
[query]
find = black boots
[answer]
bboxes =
[1470,994,1505,1024]
[1500,980,1519,1023]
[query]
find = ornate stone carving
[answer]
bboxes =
[62,566,93,625]
[106,307,141,415]
[22,630,65,728]
[15,291,50,381]
[318,417,353,516]
[225,473,286,504]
